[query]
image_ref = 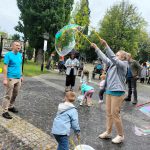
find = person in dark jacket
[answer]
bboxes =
[124,53,141,104]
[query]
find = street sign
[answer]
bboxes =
[43,40,47,51]
[43,32,49,40]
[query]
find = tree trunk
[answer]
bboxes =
[35,49,43,64]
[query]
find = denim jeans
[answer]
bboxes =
[54,134,69,150]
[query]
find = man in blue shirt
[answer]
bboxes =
[2,41,23,119]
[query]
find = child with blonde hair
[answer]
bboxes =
[52,91,80,150]
[80,69,91,84]
[79,69,94,106]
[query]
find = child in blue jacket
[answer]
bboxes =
[51,91,80,150]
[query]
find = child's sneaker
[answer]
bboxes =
[98,100,104,103]
[65,88,70,92]
[87,103,92,107]
[112,135,124,144]
[70,88,74,92]
[86,99,92,107]
[99,131,111,139]
[80,101,83,106]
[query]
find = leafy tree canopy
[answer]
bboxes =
[99,0,147,57]
[16,0,74,58]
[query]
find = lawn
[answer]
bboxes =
[0,60,50,77]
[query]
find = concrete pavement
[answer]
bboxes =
[0,71,149,150]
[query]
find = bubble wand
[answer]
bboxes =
[90,26,102,40]
[78,136,83,150]
[69,137,78,150]
[75,29,92,44]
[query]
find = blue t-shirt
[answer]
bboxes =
[4,51,22,79]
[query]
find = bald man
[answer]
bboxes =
[2,41,23,119]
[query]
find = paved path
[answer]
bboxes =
[0,106,57,150]
[0,71,149,150]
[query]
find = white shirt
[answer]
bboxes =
[65,58,79,75]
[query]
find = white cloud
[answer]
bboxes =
[0,0,20,34]
[0,0,150,34]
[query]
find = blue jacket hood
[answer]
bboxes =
[57,102,75,114]
[52,102,80,136]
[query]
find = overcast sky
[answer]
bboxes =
[0,0,150,35]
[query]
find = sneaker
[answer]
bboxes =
[87,103,92,107]
[70,88,74,92]
[65,88,70,92]
[80,101,83,106]
[124,97,131,101]
[8,107,18,113]
[2,112,12,119]
[99,131,111,139]
[132,100,137,105]
[99,100,104,103]
[112,135,124,144]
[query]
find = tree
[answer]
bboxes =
[99,0,146,57]
[26,45,34,60]
[16,0,74,63]
[72,0,90,55]
[81,30,102,62]
[12,34,20,40]
[136,31,150,62]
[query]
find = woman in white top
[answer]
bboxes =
[65,52,79,92]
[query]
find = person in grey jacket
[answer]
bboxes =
[51,91,80,150]
[91,39,128,144]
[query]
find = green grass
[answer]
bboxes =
[0,60,4,72]
[23,61,49,77]
[0,60,50,77]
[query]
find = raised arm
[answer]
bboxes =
[99,39,127,68]
[91,43,111,66]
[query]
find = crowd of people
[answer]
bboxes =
[1,40,150,150]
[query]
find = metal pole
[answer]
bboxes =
[22,40,26,73]
[41,32,49,72]
[41,50,44,72]
[0,35,3,60]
